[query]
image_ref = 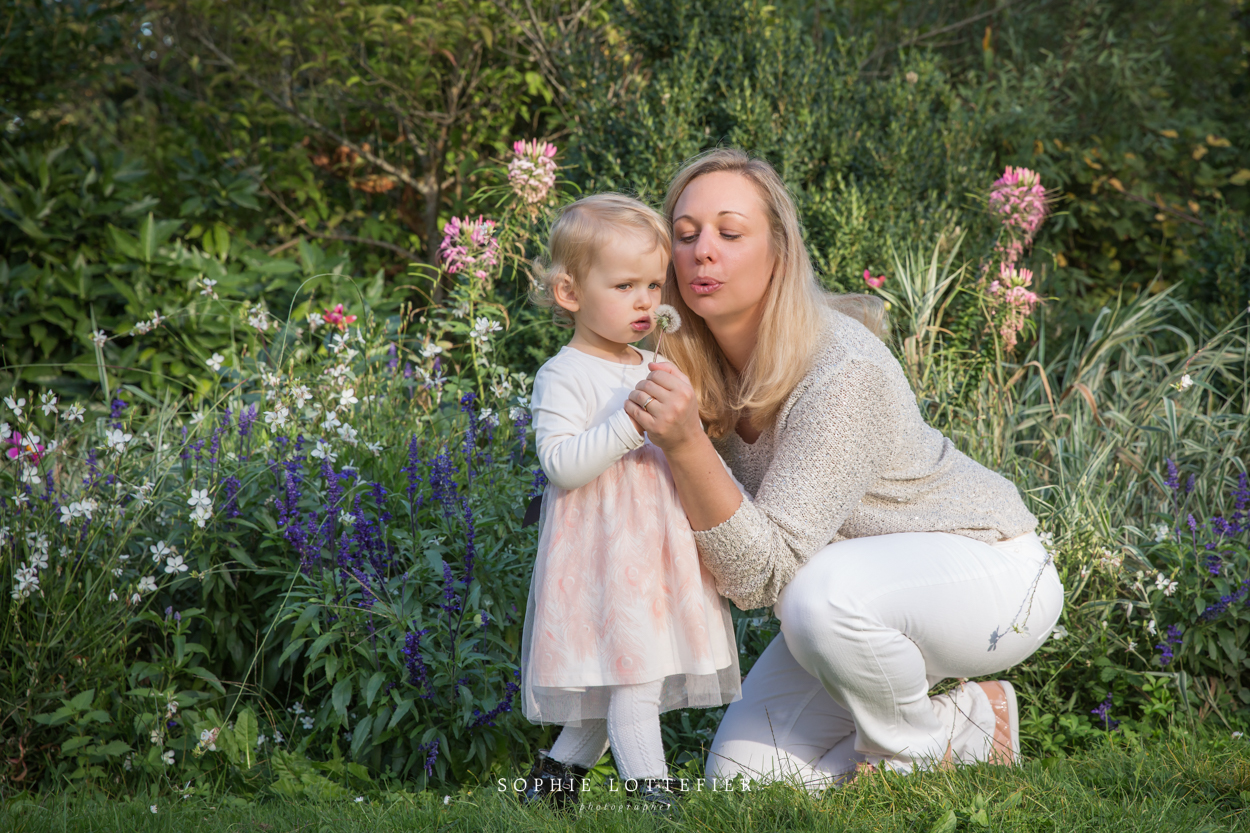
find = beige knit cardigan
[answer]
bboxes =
[691,307,1038,612]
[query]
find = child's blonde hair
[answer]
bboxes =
[530,193,671,328]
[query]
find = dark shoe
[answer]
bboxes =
[517,749,589,811]
[625,777,684,818]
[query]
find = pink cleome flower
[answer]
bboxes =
[5,431,44,463]
[989,166,1048,244]
[508,140,558,205]
[986,263,1042,351]
[438,216,500,279]
[322,303,357,332]
[863,269,886,289]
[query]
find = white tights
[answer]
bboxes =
[547,679,670,781]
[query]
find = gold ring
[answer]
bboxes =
[642,396,654,412]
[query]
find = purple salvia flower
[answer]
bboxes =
[222,475,242,518]
[238,404,258,438]
[527,468,548,499]
[1090,693,1118,731]
[470,679,521,728]
[1164,459,1180,492]
[402,628,433,698]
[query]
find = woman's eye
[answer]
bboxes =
[678,234,697,244]
[721,232,741,240]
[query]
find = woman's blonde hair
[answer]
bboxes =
[530,193,671,328]
[659,148,888,438]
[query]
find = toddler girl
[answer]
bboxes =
[518,194,741,809]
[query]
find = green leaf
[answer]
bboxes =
[67,689,95,711]
[365,671,387,708]
[350,714,373,759]
[234,709,259,768]
[929,809,958,833]
[60,736,93,754]
[332,678,353,719]
[98,740,132,757]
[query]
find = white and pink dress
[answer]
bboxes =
[519,345,742,727]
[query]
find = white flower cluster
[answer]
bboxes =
[469,317,502,354]
[1097,547,1123,572]
[131,311,167,336]
[187,489,213,528]
[12,532,51,601]
[247,307,272,332]
[199,277,219,299]
[105,427,133,455]
[1153,571,1179,596]
[59,497,99,525]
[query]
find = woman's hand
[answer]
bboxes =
[624,362,704,455]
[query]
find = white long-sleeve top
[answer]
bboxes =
[531,345,655,490]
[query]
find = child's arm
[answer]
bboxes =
[532,365,645,491]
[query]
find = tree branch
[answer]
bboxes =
[857,0,1028,71]
[192,30,426,194]
[259,183,423,262]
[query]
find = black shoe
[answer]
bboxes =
[517,749,589,811]
[625,776,683,818]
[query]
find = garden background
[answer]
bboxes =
[2,0,1250,819]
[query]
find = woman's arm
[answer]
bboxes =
[628,359,895,610]
[533,365,645,490]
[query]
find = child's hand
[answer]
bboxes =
[627,410,644,437]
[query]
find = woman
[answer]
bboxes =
[623,148,1063,788]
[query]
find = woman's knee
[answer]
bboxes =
[775,572,862,658]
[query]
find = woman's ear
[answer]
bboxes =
[551,273,580,314]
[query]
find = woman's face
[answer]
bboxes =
[671,170,775,331]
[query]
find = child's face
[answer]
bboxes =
[559,231,667,346]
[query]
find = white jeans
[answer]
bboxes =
[706,531,1062,787]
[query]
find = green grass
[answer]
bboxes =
[6,735,1248,832]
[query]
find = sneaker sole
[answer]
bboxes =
[998,680,1020,764]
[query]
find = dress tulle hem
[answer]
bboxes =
[518,443,742,726]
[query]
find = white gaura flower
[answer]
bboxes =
[1151,522,1170,543]
[109,590,119,602]
[63,403,85,422]
[150,540,172,563]
[299,716,314,730]
[421,342,443,359]
[289,384,312,406]
[165,554,188,574]
[478,407,498,427]
[1050,624,1069,639]
[162,749,175,766]
[138,575,158,594]
[20,465,40,485]
[199,277,218,298]
[5,395,26,417]
[199,727,219,751]
[0,422,10,440]
[264,405,290,429]
[247,310,271,331]
[321,411,342,431]
[91,330,108,348]
[288,702,305,715]
[1126,640,1137,652]
[1147,618,1158,636]
[190,411,206,426]
[30,550,49,571]
[336,423,358,445]
[339,510,354,525]
[470,317,502,339]
[130,592,142,604]
[1177,373,1193,391]
[187,489,211,510]
[307,312,324,331]
[338,388,359,410]
[310,441,337,463]
[206,353,225,372]
[190,505,213,528]
[40,391,58,416]
[364,441,383,455]
[104,428,133,455]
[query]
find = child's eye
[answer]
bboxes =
[649,282,662,290]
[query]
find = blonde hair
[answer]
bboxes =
[659,148,889,438]
[530,193,671,328]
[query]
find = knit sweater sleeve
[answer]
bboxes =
[691,359,897,611]
[531,359,646,491]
